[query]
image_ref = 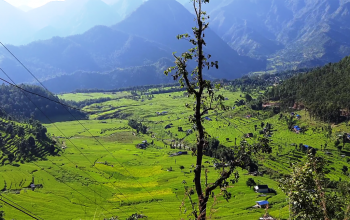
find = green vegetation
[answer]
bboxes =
[0,84,85,122]
[0,82,349,219]
[268,56,350,122]
[0,111,59,165]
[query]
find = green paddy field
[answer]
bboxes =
[1,88,350,219]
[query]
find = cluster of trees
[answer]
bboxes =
[267,56,350,122]
[280,152,350,219]
[0,113,58,164]
[128,119,147,134]
[0,84,86,122]
[204,137,235,161]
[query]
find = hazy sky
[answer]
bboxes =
[4,0,123,8]
[4,0,64,8]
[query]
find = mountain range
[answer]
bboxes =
[0,0,264,92]
[204,0,350,70]
[0,0,145,45]
[1,0,350,92]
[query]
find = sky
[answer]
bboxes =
[4,0,64,8]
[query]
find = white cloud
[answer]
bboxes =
[5,0,64,8]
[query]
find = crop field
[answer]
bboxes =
[1,87,350,220]
[58,92,132,102]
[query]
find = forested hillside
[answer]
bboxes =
[0,111,59,165]
[268,56,350,122]
[0,84,85,122]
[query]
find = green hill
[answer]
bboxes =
[0,110,59,166]
[268,56,350,122]
[0,84,86,122]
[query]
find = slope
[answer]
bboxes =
[0,0,265,92]
[205,0,350,70]
[268,55,350,122]
[0,84,86,122]
[0,111,59,166]
[0,0,34,45]
[112,0,266,80]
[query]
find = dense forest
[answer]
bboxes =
[267,56,350,122]
[0,84,86,122]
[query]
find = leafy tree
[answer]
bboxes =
[245,93,253,102]
[179,165,185,172]
[16,126,25,137]
[246,178,256,189]
[279,152,344,219]
[128,119,147,134]
[164,1,271,218]
[342,166,348,175]
[0,208,4,220]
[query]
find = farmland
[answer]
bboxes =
[1,87,350,220]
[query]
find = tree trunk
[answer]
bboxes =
[194,1,206,218]
[195,94,206,220]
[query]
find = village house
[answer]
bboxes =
[164,123,173,129]
[254,185,269,193]
[293,125,301,133]
[255,200,269,208]
[259,214,276,220]
[205,116,212,121]
[246,133,254,138]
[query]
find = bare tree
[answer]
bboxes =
[165,1,271,219]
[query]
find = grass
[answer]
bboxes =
[1,87,350,219]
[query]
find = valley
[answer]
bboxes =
[1,0,350,219]
[1,85,349,219]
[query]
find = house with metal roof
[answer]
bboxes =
[255,200,269,208]
[254,185,269,193]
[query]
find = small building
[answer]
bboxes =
[30,183,36,191]
[259,214,276,220]
[177,151,188,155]
[296,114,301,119]
[246,115,251,119]
[255,200,269,208]
[246,133,254,138]
[205,116,212,121]
[136,144,147,149]
[254,185,269,193]
[293,125,301,133]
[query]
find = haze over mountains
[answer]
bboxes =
[0,0,264,92]
[205,0,350,69]
[0,0,144,45]
[1,0,350,92]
